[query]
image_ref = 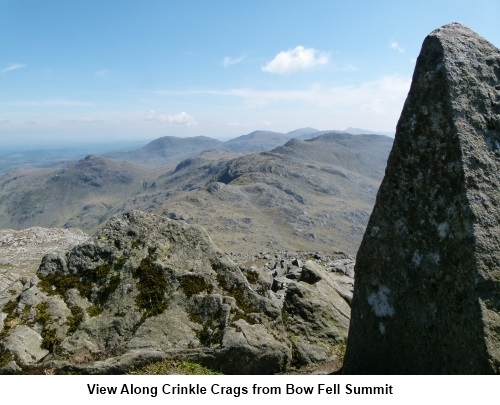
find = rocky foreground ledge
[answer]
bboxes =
[0,211,353,374]
[0,227,88,292]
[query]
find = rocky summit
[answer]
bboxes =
[343,23,500,374]
[0,211,352,374]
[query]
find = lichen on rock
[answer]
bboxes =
[344,23,500,374]
[1,211,293,374]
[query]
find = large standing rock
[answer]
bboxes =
[343,23,500,374]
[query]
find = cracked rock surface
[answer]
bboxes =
[1,211,353,374]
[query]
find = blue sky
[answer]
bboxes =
[0,0,499,144]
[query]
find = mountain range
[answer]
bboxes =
[0,128,393,255]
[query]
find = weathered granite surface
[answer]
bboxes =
[343,23,500,374]
[1,212,352,374]
[0,228,88,291]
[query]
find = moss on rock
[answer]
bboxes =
[133,256,169,317]
[66,306,84,334]
[180,274,213,297]
[35,302,61,353]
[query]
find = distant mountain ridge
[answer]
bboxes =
[104,135,223,165]
[0,155,150,230]
[0,127,393,173]
[102,126,393,167]
[0,131,393,254]
[342,127,394,136]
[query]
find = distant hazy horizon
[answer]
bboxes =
[1,1,498,145]
[0,126,395,152]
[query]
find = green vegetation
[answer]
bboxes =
[232,289,254,314]
[289,335,300,365]
[244,269,260,284]
[96,274,121,303]
[66,306,84,334]
[329,341,347,361]
[38,255,127,309]
[22,304,32,317]
[129,359,222,375]
[188,305,224,347]
[3,299,18,315]
[216,270,258,325]
[39,273,92,299]
[133,255,169,317]
[0,347,13,369]
[35,302,61,353]
[281,308,290,328]
[0,299,20,339]
[180,361,222,375]
[179,274,213,297]
[86,305,102,317]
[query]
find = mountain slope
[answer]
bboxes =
[104,135,223,166]
[123,133,394,254]
[0,133,393,254]
[223,130,293,152]
[104,129,321,166]
[274,133,392,180]
[0,155,150,231]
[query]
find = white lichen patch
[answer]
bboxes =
[370,226,380,237]
[485,137,500,152]
[378,322,386,335]
[395,219,407,234]
[409,114,417,130]
[412,251,422,268]
[367,285,395,318]
[436,222,449,239]
[0,311,6,331]
[427,252,441,265]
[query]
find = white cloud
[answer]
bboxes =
[168,75,410,112]
[390,40,405,53]
[1,63,27,74]
[153,75,411,131]
[263,46,329,74]
[147,110,197,126]
[223,55,246,68]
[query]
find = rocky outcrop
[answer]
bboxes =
[343,23,500,374]
[233,251,353,367]
[0,227,88,291]
[0,212,352,374]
